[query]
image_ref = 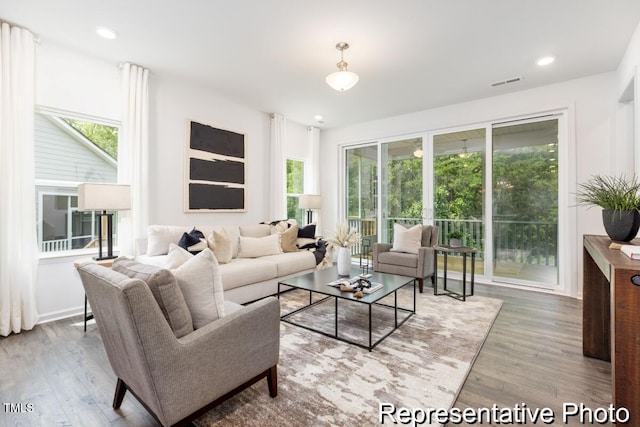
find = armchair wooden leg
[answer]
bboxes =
[267,365,278,398]
[431,274,435,285]
[113,378,128,409]
[417,278,424,293]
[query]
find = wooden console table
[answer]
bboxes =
[583,235,640,417]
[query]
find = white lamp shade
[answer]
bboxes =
[325,71,359,91]
[298,194,321,210]
[78,183,131,211]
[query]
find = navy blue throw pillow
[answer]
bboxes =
[178,227,205,254]
[298,224,316,239]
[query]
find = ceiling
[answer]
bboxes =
[2,0,640,129]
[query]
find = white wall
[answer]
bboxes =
[35,43,289,321]
[35,42,122,322]
[320,72,618,298]
[616,21,640,176]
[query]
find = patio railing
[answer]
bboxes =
[347,217,557,266]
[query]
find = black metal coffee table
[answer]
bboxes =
[277,266,415,351]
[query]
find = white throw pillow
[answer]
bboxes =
[390,224,423,254]
[165,243,194,269]
[237,234,282,258]
[173,248,225,329]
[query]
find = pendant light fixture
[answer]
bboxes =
[458,139,471,159]
[326,42,359,91]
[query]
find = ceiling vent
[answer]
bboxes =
[491,76,523,87]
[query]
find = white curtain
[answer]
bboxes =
[270,114,287,220]
[118,63,150,255]
[0,22,39,336]
[307,126,321,232]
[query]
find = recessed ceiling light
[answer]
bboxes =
[96,27,117,40]
[314,115,324,123]
[537,56,555,66]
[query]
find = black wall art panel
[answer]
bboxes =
[185,120,246,212]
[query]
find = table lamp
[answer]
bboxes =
[298,194,321,225]
[78,183,131,260]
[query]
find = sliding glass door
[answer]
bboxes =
[343,114,562,288]
[429,117,560,287]
[345,138,423,260]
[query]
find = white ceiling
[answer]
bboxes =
[2,0,640,129]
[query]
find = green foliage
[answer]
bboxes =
[576,174,640,211]
[448,230,464,239]
[64,119,118,159]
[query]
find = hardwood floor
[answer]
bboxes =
[0,284,611,426]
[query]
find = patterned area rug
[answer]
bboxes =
[195,286,502,426]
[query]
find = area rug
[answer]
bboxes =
[195,287,502,426]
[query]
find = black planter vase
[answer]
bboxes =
[602,209,640,242]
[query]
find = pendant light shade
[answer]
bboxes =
[326,42,359,91]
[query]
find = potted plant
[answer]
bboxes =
[576,174,640,242]
[326,222,361,275]
[448,230,464,247]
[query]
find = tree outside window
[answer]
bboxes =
[286,159,304,224]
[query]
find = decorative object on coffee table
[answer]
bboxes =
[576,174,640,241]
[326,221,361,276]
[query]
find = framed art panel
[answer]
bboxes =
[184,120,247,212]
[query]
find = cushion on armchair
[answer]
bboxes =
[112,258,194,338]
[390,223,423,254]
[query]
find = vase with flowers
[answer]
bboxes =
[326,222,361,276]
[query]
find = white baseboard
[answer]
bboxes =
[37,306,83,324]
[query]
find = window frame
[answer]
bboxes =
[35,106,121,258]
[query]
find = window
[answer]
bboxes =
[35,110,119,253]
[286,159,305,224]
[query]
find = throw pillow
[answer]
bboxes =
[178,227,206,254]
[206,228,233,264]
[112,258,194,338]
[390,223,423,254]
[297,223,316,239]
[165,243,194,269]
[280,223,299,253]
[173,248,225,329]
[237,234,282,258]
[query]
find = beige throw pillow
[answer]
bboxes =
[390,223,423,254]
[206,228,233,264]
[173,248,225,329]
[237,234,282,258]
[280,224,299,253]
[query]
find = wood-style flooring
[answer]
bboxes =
[0,284,612,426]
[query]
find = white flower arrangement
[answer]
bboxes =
[326,221,361,249]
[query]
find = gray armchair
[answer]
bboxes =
[373,225,439,293]
[77,263,280,427]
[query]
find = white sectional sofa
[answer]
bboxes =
[136,223,321,304]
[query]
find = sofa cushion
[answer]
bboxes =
[218,258,278,291]
[391,223,423,254]
[239,223,271,238]
[178,227,206,254]
[206,228,233,263]
[174,248,225,329]
[378,251,418,268]
[112,258,194,338]
[259,252,317,277]
[237,234,282,258]
[146,224,240,257]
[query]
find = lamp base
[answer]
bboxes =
[93,255,117,261]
